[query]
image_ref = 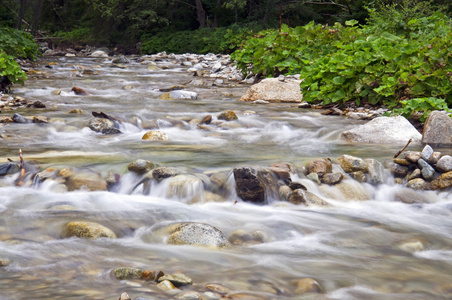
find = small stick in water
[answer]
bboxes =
[394,139,412,158]
[19,149,25,176]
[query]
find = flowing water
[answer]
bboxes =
[1,55,452,300]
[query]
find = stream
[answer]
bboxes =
[1,55,452,300]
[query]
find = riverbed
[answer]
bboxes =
[1,55,452,300]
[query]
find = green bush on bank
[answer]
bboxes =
[232,12,452,121]
[0,27,39,90]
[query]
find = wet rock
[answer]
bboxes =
[36,167,59,181]
[157,280,178,291]
[337,155,367,173]
[166,222,230,248]
[428,151,442,165]
[406,178,428,190]
[228,229,254,245]
[112,56,129,64]
[393,158,411,166]
[90,50,108,57]
[288,181,307,191]
[397,239,425,253]
[418,159,435,180]
[142,130,169,141]
[407,169,422,181]
[205,283,230,295]
[151,167,181,181]
[119,292,131,300]
[113,267,143,280]
[294,278,322,294]
[288,189,308,205]
[88,118,120,134]
[176,291,206,300]
[365,159,387,185]
[322,172,344,185]
[67,109,84,114]
[0,162,20,176]
[13,113,31,123]
[71,86,89,95]
[349,171,366,182]
[167,174,204,203]
[330,180,370,201]
[28,100,46,108]
[233,167,278,203]
[306,172,321,184]
[168,90,198,100]
[201,115,212,124]
[0,260,10,267]
[65,168,108,191]
[32,116,48,124]
[421,145,434,161]
[141,270,164,281]
[0,116,13,123]
[436,155,452,172]
[128,159,154,174]
[340,116,422,144]
[239,78,304,103]
[158,273,193,287]
[279,185,293,201]
[422,110,452,147]
[305,158,332,176]
[390,163,410,178]
[430,171,452,190]
[404,151,421,163]
[62,221,117,239]
[217,110,238,121]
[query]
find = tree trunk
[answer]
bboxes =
[195,0,206,28]
[16,0,25,29]
[213,0,221,28]
[32,0,44,35]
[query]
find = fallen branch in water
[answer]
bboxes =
[16,149,26,187]
[394,139,412,158]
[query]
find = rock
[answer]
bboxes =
[158,273,193,287]
[142,130,169,141]
[88,118,120,134]
[65,168,108,191]
[294,278,321,294]
[157,280,178,292]
[113,267,143,280]
[62,221,116,239]
[397,239,425,253]
[436,155,452,172]
[328,179,370,201]
[67,109,84,114]
[337,155,367,173]
[32,116,48,124]
[365,159,387,185]
[233,167,278,203]
[340,116,422,144]
[421,145,434,161]
[0,162,20,176]
[217,110,238,121]
[428,151,442,165]
[279,185,292,201]
[35,167,59,181]
[422,111,452,147]
[228,229,253,245]
[168,90,198,100]
[322,172,344,185]
[239,78,303,103]
[128,159,154,174]
[394,188,427,204]
[28,100,46,108]
[418,159,435,180]
[405,151,422,163]
[112,56,129,64]
[176,291,206,300]
[288,181,307,191]
[407,168,422,181]
[141,270,164,281]
[166,222,230,248]
[205,283,230,295]
[0,260,10,267]
[288,189,308,205]
[151,167,181,181]
[406,178,428,190]
[430,171,452,190]
[306,172,321,184]
[201,115,212,124]
[167,174,204,203]
[119,292,131,300]
[90,50,108,57]
[349,171,366,182]
[13,113,31,123]
[393,158,411,166]
[305,158,332,176]
[71,86,89,95]
[390,163,410,178]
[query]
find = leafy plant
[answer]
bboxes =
[389,97,451,122]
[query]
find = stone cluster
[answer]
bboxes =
[391,144,452,190]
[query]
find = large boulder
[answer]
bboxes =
[340,116,421,144]
[239,78,303,103]
[422,111,452,147]
[233,167,278,203]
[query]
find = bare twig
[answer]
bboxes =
[394,139,412,158]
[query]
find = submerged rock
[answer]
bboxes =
[65,168,108,191]
[305,158,332,176]
[294,278,322,294]
[128,159,154,174]
[113,267,143,280]
[340,116,421,144]
[62,221,117,239]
